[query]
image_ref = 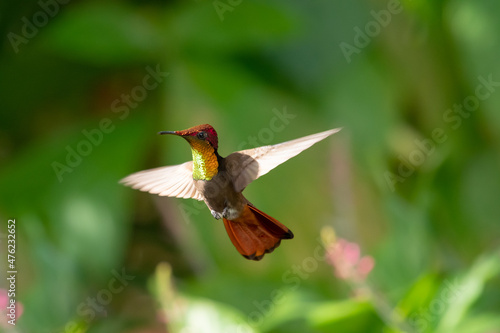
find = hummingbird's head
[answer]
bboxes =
[159,124,220,180]
[159,124,219,150]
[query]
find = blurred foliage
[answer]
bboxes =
[1,0,500,332]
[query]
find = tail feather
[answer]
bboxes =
[223,205,293,261]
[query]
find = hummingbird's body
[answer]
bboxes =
[194,156,246,221]
[122,124,341,260]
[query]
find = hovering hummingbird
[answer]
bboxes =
[121,124,341,261]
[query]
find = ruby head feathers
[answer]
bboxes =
[159,124,219,150]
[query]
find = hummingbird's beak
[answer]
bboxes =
[158,131,178,135]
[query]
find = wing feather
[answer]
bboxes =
[226,128,341,192]
[120,161,203,200]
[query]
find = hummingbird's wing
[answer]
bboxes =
[120,161,203,200]
[226,128,341,193]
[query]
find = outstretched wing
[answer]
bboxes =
[120,161,203,200]
[226,128,341,193]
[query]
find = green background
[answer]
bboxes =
[1,0,499,332]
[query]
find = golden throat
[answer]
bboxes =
[189,140,219,180]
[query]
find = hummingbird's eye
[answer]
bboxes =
[197,131,207,139]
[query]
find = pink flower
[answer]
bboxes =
[326,238,375,282]
[0,288,23,327]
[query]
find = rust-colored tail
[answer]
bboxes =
[223,205,294,261]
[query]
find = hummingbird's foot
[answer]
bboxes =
[211,210,222,220]
[222,206,240,220]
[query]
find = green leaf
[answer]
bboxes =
[436,251,500,332]
[307,298,381,332]
[451,314,500,333]
[153,263,259,333]
[397,273,441,317]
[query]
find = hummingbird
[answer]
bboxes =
[121,124,341,261]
